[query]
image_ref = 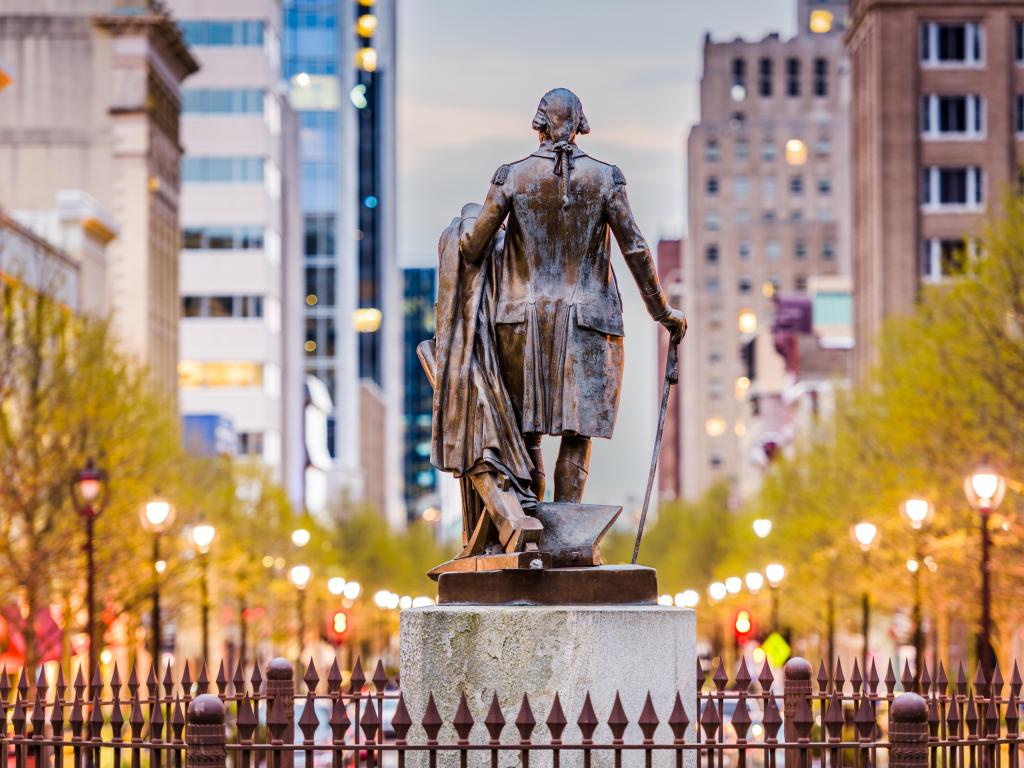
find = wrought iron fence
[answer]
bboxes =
[0,654,1020,768]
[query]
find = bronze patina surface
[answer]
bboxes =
[437,565,658,606]
[425,87,686,576]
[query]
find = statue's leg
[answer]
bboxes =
[524,432,545,500]
[553,435,591,503]
[469,472,543,552]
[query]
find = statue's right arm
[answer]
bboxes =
[459,166,513,265]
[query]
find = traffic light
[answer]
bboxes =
[329,609,349,644]
[734,609,754,645]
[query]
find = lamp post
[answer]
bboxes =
[71,458,107,674]
[852,521,879,673]
[965,466,1006,672]
[765,563,786,633]
[289,564,312,668]
[191,520,216,663]
[141,497,175,667]
[901,498,933,677]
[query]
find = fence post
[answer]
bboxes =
[784,657,813,768]
[186,694,226,768]
[267,657,295,768]
[890,694,929,768]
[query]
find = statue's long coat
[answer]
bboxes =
[459,145,660,439]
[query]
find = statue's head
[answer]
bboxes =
[532,88,590,144]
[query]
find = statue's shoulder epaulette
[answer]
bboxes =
[611,165,627,186]
[491,164,512,185]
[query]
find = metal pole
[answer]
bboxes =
[912,536,923,681]
[862,551,870,673]
[238,594,248,671]
[296,589,305,669]
[152,534,161,666]
[979,509,994,672]
[826,591,835,669]
[200,553,210,663]
[86,514,96,675]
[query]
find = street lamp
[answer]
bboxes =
[141,497,175,667]
[752,519,773,538]
[191,520,216,662]
[744,571,764,594]
[71,458,107,674]
[965,465,1006,672]
[291,528,311,547]
[765,563,786,632]
[900,498,933,676]
[289,564,312,666]
[852,521,878,672]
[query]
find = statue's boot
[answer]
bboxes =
[469,472,543,552]
[554,435,592,503]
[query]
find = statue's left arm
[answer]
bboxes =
[605,166,687,340]
[459,165,514,265]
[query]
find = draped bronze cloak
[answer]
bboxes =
[430,204,537,535]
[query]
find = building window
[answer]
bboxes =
[179,20,266,47]
[761,141,777,162]
[922,94,984,138]
[181,156,264,183]
[739,241,752,260]
[762,176,777,199]
[705,211,721,230]
[709,378,724,400]
[738,276,753,294]
[922,167,984,209]
[822,241,836,260]
[736,209,751,224]
[794,241,807,260]
[794,275,808,292]
[813,58,828,97]
[237,432,265,456]
[789,209,804,223]
[705,139,720,162]
[182,89,264,115]
[763,210,778,224]
[1017,95,1024,134]
[178,361,263,388]
[181,295,264,318]
[785,57,801,97]
[815,137,831,157]
[817,178,832,195]
[710,455,723,469]
[921,22,983,66]
[789,175,804,195]
[735,176,750,199]
[1017,22,1024,64]
[705,244,720,264]
[182,226,264,250]
[735,139,750,161]
[809,9,834,34]
[304,214,336,257]
[921,238,973,281]
[731,58,747,98]
[706,176,720,195]
[706,276,721,293]
[709,347,723,364]
[766,240,781,260]
[758,58,773,97]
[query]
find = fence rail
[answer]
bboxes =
[0,655,1020,768]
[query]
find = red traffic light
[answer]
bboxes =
[329,610,349,643]
[734,609,754,641]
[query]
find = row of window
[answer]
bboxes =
[705,240,835,264]
[705,273,812,296]
[704,137,828,164]
[182,226,264,250]
[705,208,835,229]
[182,156,265,183]
[730,56,829,100]
[181,295,265,319]
[706,175,831,197]
[179,20,265,47]
[183,89,264,116]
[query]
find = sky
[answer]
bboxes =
[396,0,798,509]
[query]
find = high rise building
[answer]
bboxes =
[402,267,437,522]
[848,0,1024,375]
[284,0,402,525]
[0,0,198,390]
[682,4,850,500]
[172,1,305,504]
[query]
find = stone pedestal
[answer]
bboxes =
[400,604,696,768]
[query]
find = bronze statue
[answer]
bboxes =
[421,88,685,581]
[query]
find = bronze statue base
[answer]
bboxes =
[436,565,658,606]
